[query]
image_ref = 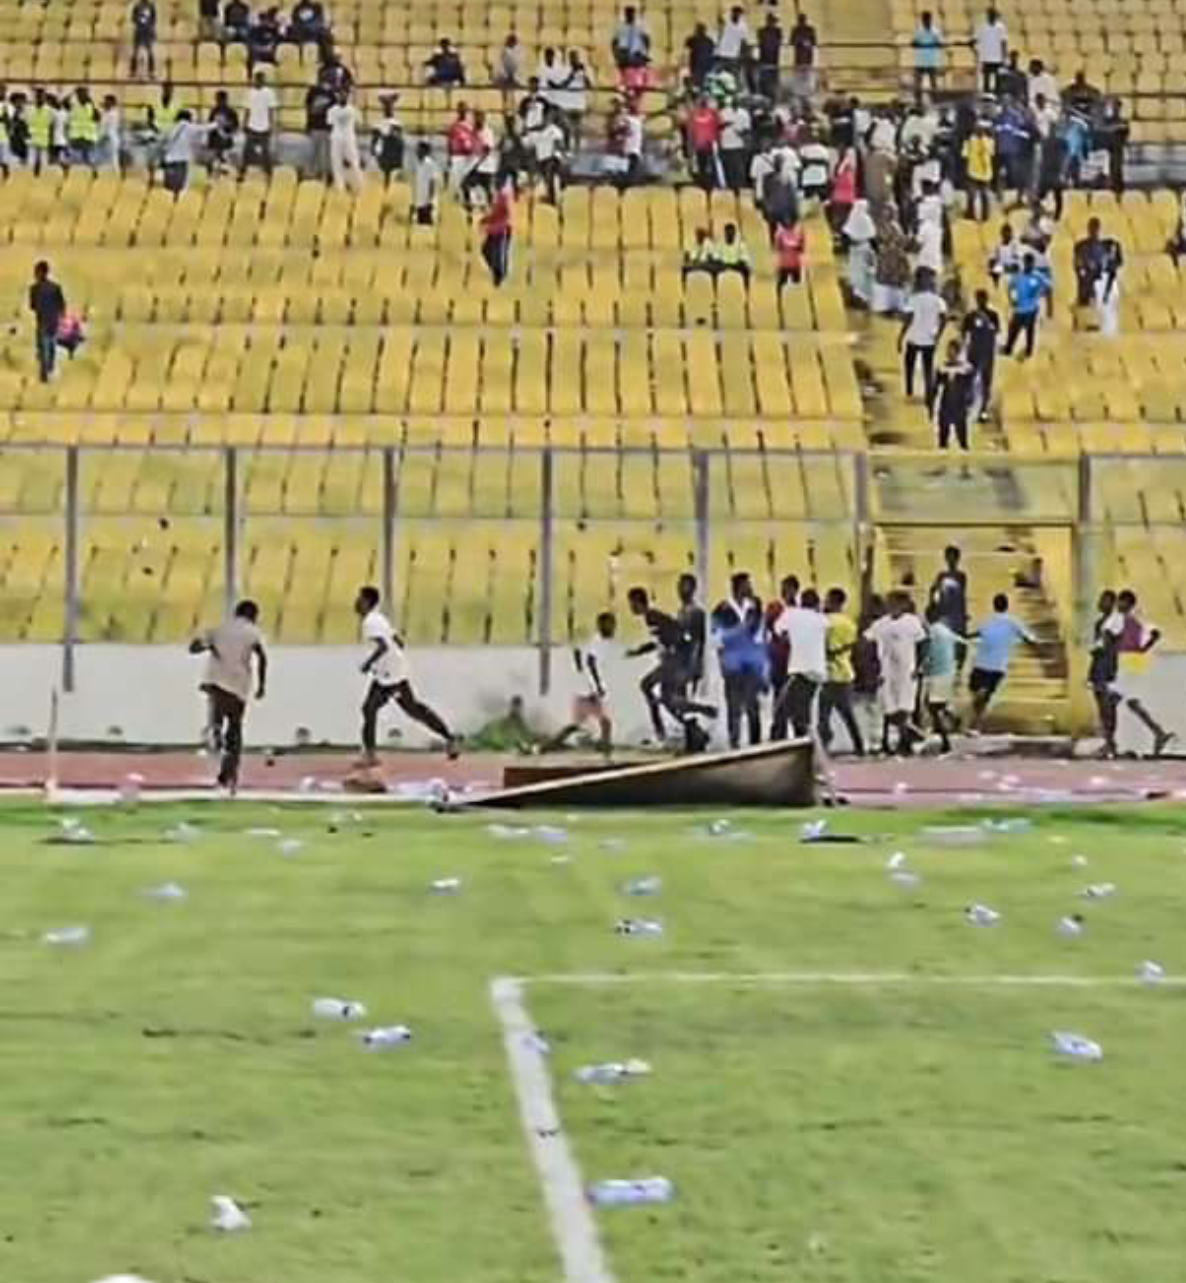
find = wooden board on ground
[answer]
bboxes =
[471,740,816,809]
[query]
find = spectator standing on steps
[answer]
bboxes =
[961,287,1001,422]
[480,179,515,286]
[912,12,944,99]
[789,12,819,102]
[130,0,158,78]
[328,88,363,192]
[931,337,975,450]
[1003,252,1049,359]
[756,13,783,100]
[898,267,948,405]
[29,260,66,384]
[241,71,277,175]
[372,95,404,184]
[973,7,1008,93]
[304,78,335,180]
[412,140,440,225]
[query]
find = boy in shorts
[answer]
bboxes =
[544,612,617,755]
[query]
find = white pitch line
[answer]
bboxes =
[489,977,618,1283]
[518,970,1184,988]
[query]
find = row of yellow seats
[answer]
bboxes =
[0,412,864,454]
[29,271,846,334]
[1,181,773,257]
[0,324,864,420]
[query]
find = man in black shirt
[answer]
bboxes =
[675,572,707,691]
[932,338,976,450]
[223,0,251,42]
[130,0,157,77]
[789,13,818,101]
[29,260,66,384]
[961,288,1001,422]
[996,51,1026,101]
[627,585,716,747]
[305,80,334,178]
[425,39,466,87]
[756,13,782,100]
[685,23,716,87]
[1088,588,1120,758]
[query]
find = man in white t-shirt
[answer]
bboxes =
[717,6,751,68]
[241,70,277,175]
[898,268,948,406]
[974,7,1008,93]
[328,89,363,192]
[532,106,567,204]
[774,587,828,738]
[718,100,751,192]
[864,591,927,754]
[543,611,618,755]
[189,599,268,793]
[354,585,458,764]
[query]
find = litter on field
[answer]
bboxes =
[622,876,662,896]
[575,1059,652,1085]
[431,877,462,893]
[965,904,1001,926]
[245,827,282,838]
[886,851,907,870]
[1139,961,1166,984]
[164,822,200,843]
[1080,882,1117,900]
[889,870,922,888]
[1072,854,1089,868]
[1051,1031,1103,1062]
[486,823,531,840]
[587,1177,674,1206]
[615,918,664,937]
[1056,915,1084,937]
[534,825,569,844]
[276,838,305,858]
[142,882,187,902]
[312,998,368,1021]
[359,1025,413,1049]
[210,1195,252,1232]
[922,825,986,846]
[43,925,91,946]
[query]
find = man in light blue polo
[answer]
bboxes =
[912,11,945,97]
[967,593,1038,731]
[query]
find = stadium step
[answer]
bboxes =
[823,0,900,99]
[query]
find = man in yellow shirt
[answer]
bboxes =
[818,587,865,755]
[962,122,995,223]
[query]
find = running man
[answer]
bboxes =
[355,585,459,764]
[966,592,1038,732]
[1088,588,1121,758]
[626,585,716,751]
[189,599,268,794]
[865,590,928,755]
[922,602,963,754]
[675,572,708,696]
[818,587,864,755]
[543,611,617,755]
[1105,588,1174,757]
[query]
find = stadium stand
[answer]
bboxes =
[1,0,1184,736]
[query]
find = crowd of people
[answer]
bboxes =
[551,550,1068,759]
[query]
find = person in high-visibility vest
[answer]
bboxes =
[68,87,100,170]
[26,87,53,175]
[715,222,752,284]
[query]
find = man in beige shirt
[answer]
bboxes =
[189,600,268,793]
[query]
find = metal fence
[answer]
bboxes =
[0,443,1165,690]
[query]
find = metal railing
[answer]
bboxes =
[0,443,1170,691]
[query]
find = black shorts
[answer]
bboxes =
[968,668,1004,699]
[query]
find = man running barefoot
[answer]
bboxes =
[355,585,459,764]
[189,599,268,794]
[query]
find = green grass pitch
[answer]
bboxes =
[2,797,1184,1283]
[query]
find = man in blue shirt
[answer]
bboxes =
[1003,252,1049,359]
[967,592,1037,731]
[912,11,944,98]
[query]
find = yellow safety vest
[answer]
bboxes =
[689,240,718,265]
[156,100,180,131]
[0,104,9,146]
[69,103,98,143]
[28,104,53,148]
[964,134,994,184]
[717,239,749,266]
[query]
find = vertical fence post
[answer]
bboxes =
[62,445,80,694]
[538,447,554,696]
[853,452,869,600]
[693,449,710,590]
[1074,453,1094,646]
[223,446,238,615]
[382,447,397,609]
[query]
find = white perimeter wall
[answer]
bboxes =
[3,645,1186,754]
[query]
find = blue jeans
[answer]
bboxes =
[36,329,56,382]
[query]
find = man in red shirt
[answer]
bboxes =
[686,95,722,191]
[480,180,514,285]
[774,220,806,287]
[446,103,477,194]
